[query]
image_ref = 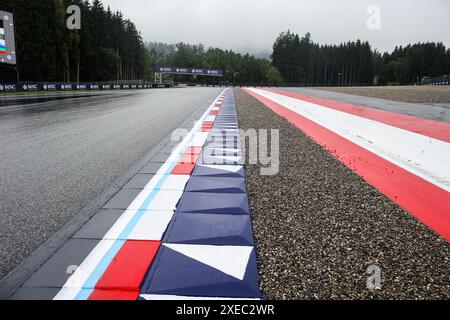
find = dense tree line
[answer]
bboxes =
[379,43,450,85]
[146,42,283,85]
[2,0,150,82]
[272,30,450,86]
[273,31,375,86]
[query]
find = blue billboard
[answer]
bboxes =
[154,66,223,77]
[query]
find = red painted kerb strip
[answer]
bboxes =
[245,88,450,242]
[261,88,450,143]
[89,240,160,300]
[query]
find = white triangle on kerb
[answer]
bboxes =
[164,244,253,281]
[201,165,243,173]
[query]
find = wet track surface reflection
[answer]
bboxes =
[0,93,111,108]
[0,88,222,279]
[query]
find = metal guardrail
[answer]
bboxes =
[419,74,450,86]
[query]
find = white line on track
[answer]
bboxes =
[248,88,450,193]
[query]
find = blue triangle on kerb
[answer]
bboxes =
[140,245,261,298]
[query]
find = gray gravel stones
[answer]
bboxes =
[234,88,450,300]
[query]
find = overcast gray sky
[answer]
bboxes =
[101,0,450,57]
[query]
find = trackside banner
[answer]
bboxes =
[154,66,224,77]
[0,83,171,93]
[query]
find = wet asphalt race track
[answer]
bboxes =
[0,92,117,108]
[0,87,222,280]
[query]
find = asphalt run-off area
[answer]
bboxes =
[0,87,449,300]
